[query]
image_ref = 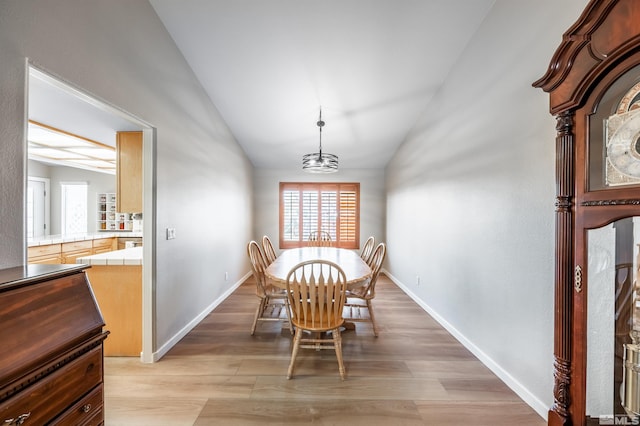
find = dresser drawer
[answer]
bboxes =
[0,347,102,425]
[49,385,103,426]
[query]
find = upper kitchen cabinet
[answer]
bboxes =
[116,131,142,213]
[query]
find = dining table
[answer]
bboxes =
[264,246,372,289]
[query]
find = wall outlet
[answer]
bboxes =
[225,272,229,281]
[166,227,176,240]
[416,275,420,286]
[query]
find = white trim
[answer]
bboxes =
[140,127,156,363]
[145,272,251,362]
[29,66,151,128]
[27,176,50,237]
[382,268,548,421]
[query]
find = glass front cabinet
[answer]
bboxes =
[534,1,640,424]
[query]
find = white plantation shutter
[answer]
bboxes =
[339,185,357,243]
[282,189,300,241]
[321,189,337,240]
[302,190,318,240]
[280,182,360,249]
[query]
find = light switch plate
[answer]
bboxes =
[166,228,176,240]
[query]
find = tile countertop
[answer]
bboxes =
[76,246,143,266]
[28,232,143,247]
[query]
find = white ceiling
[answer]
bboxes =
[28,1,496,172]
[148,0,495,170]
[29,69,140,148]
[28,67,141,173]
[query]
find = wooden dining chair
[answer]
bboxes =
[359,236,375,264]
[344,242,386,337]
[247,241,293,335]
[285,260,348,380]
[307,230,333,247]
[261,235,277,265]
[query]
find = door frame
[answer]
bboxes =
[26,63,157,363]
[27,176,50,238]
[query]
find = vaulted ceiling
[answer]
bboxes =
[148,0,495,170]
[28,1,497,172]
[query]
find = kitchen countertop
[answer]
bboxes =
[28,232,143,247]
[76,246,143,266]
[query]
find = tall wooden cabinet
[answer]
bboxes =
[0,264,108,425]
[534,1,640,424]
[116,131,142,214]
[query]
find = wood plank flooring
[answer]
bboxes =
[104,274,545,425]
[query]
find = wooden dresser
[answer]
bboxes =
[0,264,108,425]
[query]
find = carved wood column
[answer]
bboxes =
[549,111,575,426]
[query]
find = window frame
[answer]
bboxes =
[60,181,88,235]
[279,182,360,249]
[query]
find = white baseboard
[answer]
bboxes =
[147,271,252,362]
[382,269,548,421]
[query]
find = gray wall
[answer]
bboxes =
[0,0,253,357]
[252,168,385,253]
[384,0,589,416]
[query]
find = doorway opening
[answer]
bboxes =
[26,63,156,363]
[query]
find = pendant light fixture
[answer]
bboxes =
[302,108,338,173]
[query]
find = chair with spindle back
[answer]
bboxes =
[285,260,348,380]
[307,231,333,247]
[344,242,386,336]
[262,235,278,265]
[247,240,292,335]
[359,236,375,264]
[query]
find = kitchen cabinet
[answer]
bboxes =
[76,248,142,356]
[93,237,116,254]
[97,192,117,231]
[98,192,134,231]
[0,264,108,425]
[28,237,116,264]
[84,264,142,356]
[116,131,142,213]
[28,244,62,264]
[61,240,93,264]
[117,236,142,250]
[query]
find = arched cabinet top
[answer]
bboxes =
[533,0,640,114]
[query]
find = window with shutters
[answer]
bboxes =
[279,182,360,249]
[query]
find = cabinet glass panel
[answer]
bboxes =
[586,217,640,421]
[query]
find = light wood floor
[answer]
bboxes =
[104,274,546,425]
